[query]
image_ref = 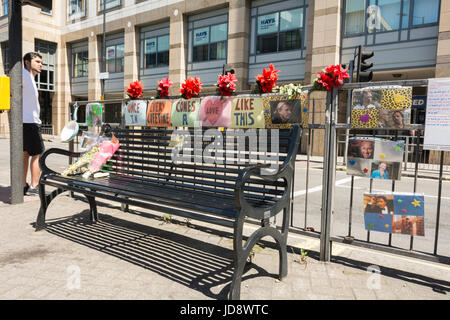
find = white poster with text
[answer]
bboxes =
[423,78,450,151]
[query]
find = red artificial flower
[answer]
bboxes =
[126,80,144,98]
[157,77,173,99]
[180,77,203,99]
[255,63,279,93]
[316,64,349,91]
[216,72,238,96]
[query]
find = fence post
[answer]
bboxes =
[320,87,338,262]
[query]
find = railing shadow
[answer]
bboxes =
[330,254,450,295]
[31,211,276,299]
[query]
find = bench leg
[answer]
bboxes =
[278,205,291,280]
[35,183,48,231]
[229,206,291,299]
[229,214,245,300]
[35,184,65,231]
[85,195,98,222]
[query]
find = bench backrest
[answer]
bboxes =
[106,126,301,201]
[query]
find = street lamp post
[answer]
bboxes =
[9,0,24,204]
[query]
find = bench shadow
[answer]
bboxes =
[32,211,276,299]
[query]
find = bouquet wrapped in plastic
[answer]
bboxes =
[61,145,100,177]
[82,135,120,179]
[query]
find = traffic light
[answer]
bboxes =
[356,45,374,82]
[21,0,52,12]
[222,64,235,75]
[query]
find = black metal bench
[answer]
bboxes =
[35,125,302,299]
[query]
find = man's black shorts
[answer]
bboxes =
[23,123,45,156]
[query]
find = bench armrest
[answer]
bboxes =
[234,162,294,220]
[40,148,84,178]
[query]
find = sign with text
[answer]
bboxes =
[171,99,200,127]
[412,95,427,109]
[424,78,450,151]
[125,100,148,126]
[199,96,232,127]
[230,97,265,128]
[146,100,172,127]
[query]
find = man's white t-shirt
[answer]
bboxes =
[22,68,41,124]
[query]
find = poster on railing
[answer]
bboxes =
[347,137,403,180]
[363,192,424,236]
[124,100,148,126]
[86,103,104,127]
[171,98,200,127]
[263,95,304,129]
[423,78,450,151]
[230,96,265,128]
[351,87,412,129]
[199,96,232,127]
[146,100,172,127]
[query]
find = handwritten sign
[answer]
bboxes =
[171,98,200,127]
[199,96,232,127]
[125,100,148,126]
[146,100,172,127]
[230,97,265,128]
[424,78,450,151]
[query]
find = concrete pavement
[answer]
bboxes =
[0,137,449,300]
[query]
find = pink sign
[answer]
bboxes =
[199,96,232,127]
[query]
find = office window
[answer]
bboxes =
[69,0,86,20]
[344,0,441,36]
[256,8,304,54]
[143,35,169,68]
[1,0,8,16]
[193,23,227,62]
[1,42,9,75]
[35,40,56,92]
[72,50,88,78]
[412,0,440,26]
[377,0,401,32]
[344,0,367,35]
[99,0,121,11]
[106,43,124,73]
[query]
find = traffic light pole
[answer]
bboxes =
[9,0,24,205]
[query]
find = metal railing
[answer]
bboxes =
[65,84,450,265]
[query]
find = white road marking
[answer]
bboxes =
[293,176,361,198]
[336,184,450,201]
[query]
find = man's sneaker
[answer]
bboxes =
[26,185,40,196]
[24,183,30,195]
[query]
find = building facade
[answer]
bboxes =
[0,0,449,141]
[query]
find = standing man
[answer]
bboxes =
[22,52,43,196]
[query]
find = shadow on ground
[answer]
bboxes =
[0,186,10,204]
[330,255,450,295]
[32,210,278,299]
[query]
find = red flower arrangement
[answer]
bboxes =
[156,77,173,99]
[254,63,279,94]
[313,64,349,91]
[180,77,202,100]
[216,72,237,97]
[126,80,144,99]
